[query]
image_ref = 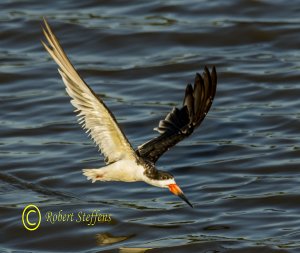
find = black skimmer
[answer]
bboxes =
[41,19,217,208]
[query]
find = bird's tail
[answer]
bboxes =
[82,168,105,183]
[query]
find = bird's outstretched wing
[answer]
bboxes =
[41,18,137,164]
[136,66,217,163]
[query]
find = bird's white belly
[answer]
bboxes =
[98,159,144,182]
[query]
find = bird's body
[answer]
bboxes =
[42,18,217,208]
[83,160,175,188]
[84,160,144,183]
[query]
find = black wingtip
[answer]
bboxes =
[135,65,217,163]
[204,65,209,74]
[194,72,202,83]
[184,84,193,101]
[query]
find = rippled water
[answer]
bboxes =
[1,0,300,252]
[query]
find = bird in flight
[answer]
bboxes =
[41,18,217,208]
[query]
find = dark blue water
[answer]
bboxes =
[1,0,300,252]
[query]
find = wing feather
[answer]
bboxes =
[41,18,136,164]
[136,66,217,163]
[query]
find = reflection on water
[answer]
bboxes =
[96,233,133,246]
[1,0,300,252]
[119,248,152,253]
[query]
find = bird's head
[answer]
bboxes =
[144,170,193,208]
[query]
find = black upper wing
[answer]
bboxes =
[136,66,217,163]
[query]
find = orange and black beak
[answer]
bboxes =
[168,184,193,208]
